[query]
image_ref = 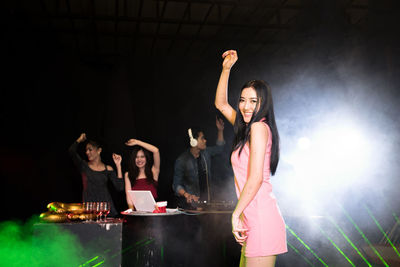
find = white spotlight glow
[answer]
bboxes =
[277,116,373,216]
[297,137,311,150]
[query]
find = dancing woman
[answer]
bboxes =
[122,139,160,209]
[215,50,287,267]
[69,133,124,217]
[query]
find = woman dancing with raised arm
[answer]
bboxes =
[122,138,160,210]
[215,50,287,267]
[69,133,124,217]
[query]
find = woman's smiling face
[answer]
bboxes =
[135,150,147,168]
[239,87,259,123]
[85,144,101,161]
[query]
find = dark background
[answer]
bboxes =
[2,0,399,224]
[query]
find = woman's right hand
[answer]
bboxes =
[222,50,238,71]
[184,193,199,203]
[77,133,86,143]
[232,214,248,246]
[125,138,139,146]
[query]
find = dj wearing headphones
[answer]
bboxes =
[172,117,225,209]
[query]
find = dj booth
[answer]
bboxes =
[122,209,241,267]
[33,202,240,267]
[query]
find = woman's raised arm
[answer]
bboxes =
[125,138,160,181]
[215,50,238,126]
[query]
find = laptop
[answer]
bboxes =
[127,190,156,212]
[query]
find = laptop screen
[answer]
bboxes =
[128,190,156,212]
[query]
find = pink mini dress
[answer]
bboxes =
[231,123,287,257]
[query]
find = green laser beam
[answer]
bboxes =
[287,240,315,266]
[92,260,104,267]
[327,216,372,266]
[364,204,400,259]
[380,198,400,225]
[110,252,119,259]
[79,256,99,267]
[139,239,155,248]
[135,238,155,247]
[120,237,155,256]
[120,245,133,255]
[286,224,328,266]
[315,222,355,266]
[337,202,389,267]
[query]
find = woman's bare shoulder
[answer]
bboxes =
[250,121,268,131]
[106,165,114,171]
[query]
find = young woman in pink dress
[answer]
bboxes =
[215,50,287,267]
[123,139,160,209]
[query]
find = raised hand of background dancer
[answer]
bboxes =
[222,50,238,71]
[216,116,225,131]
[232,214,248,246]
[112,153,122,166]
[76,133,87,143]
[125,138,139,146]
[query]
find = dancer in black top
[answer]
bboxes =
[69,133,124,217]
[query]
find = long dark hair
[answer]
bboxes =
[232,80,280,175]
[127,146,156,185]
[86,139,102,150]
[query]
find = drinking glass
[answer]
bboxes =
[83,201,93,221]
[93,202,101,221]
[99,202,106,221]
[103,202,111,221]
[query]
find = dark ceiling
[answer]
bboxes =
[6,0,376,61]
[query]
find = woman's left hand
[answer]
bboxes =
[232,213,248,246]
[112,153,122,165]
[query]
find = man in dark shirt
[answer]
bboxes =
[172,117,225,209]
